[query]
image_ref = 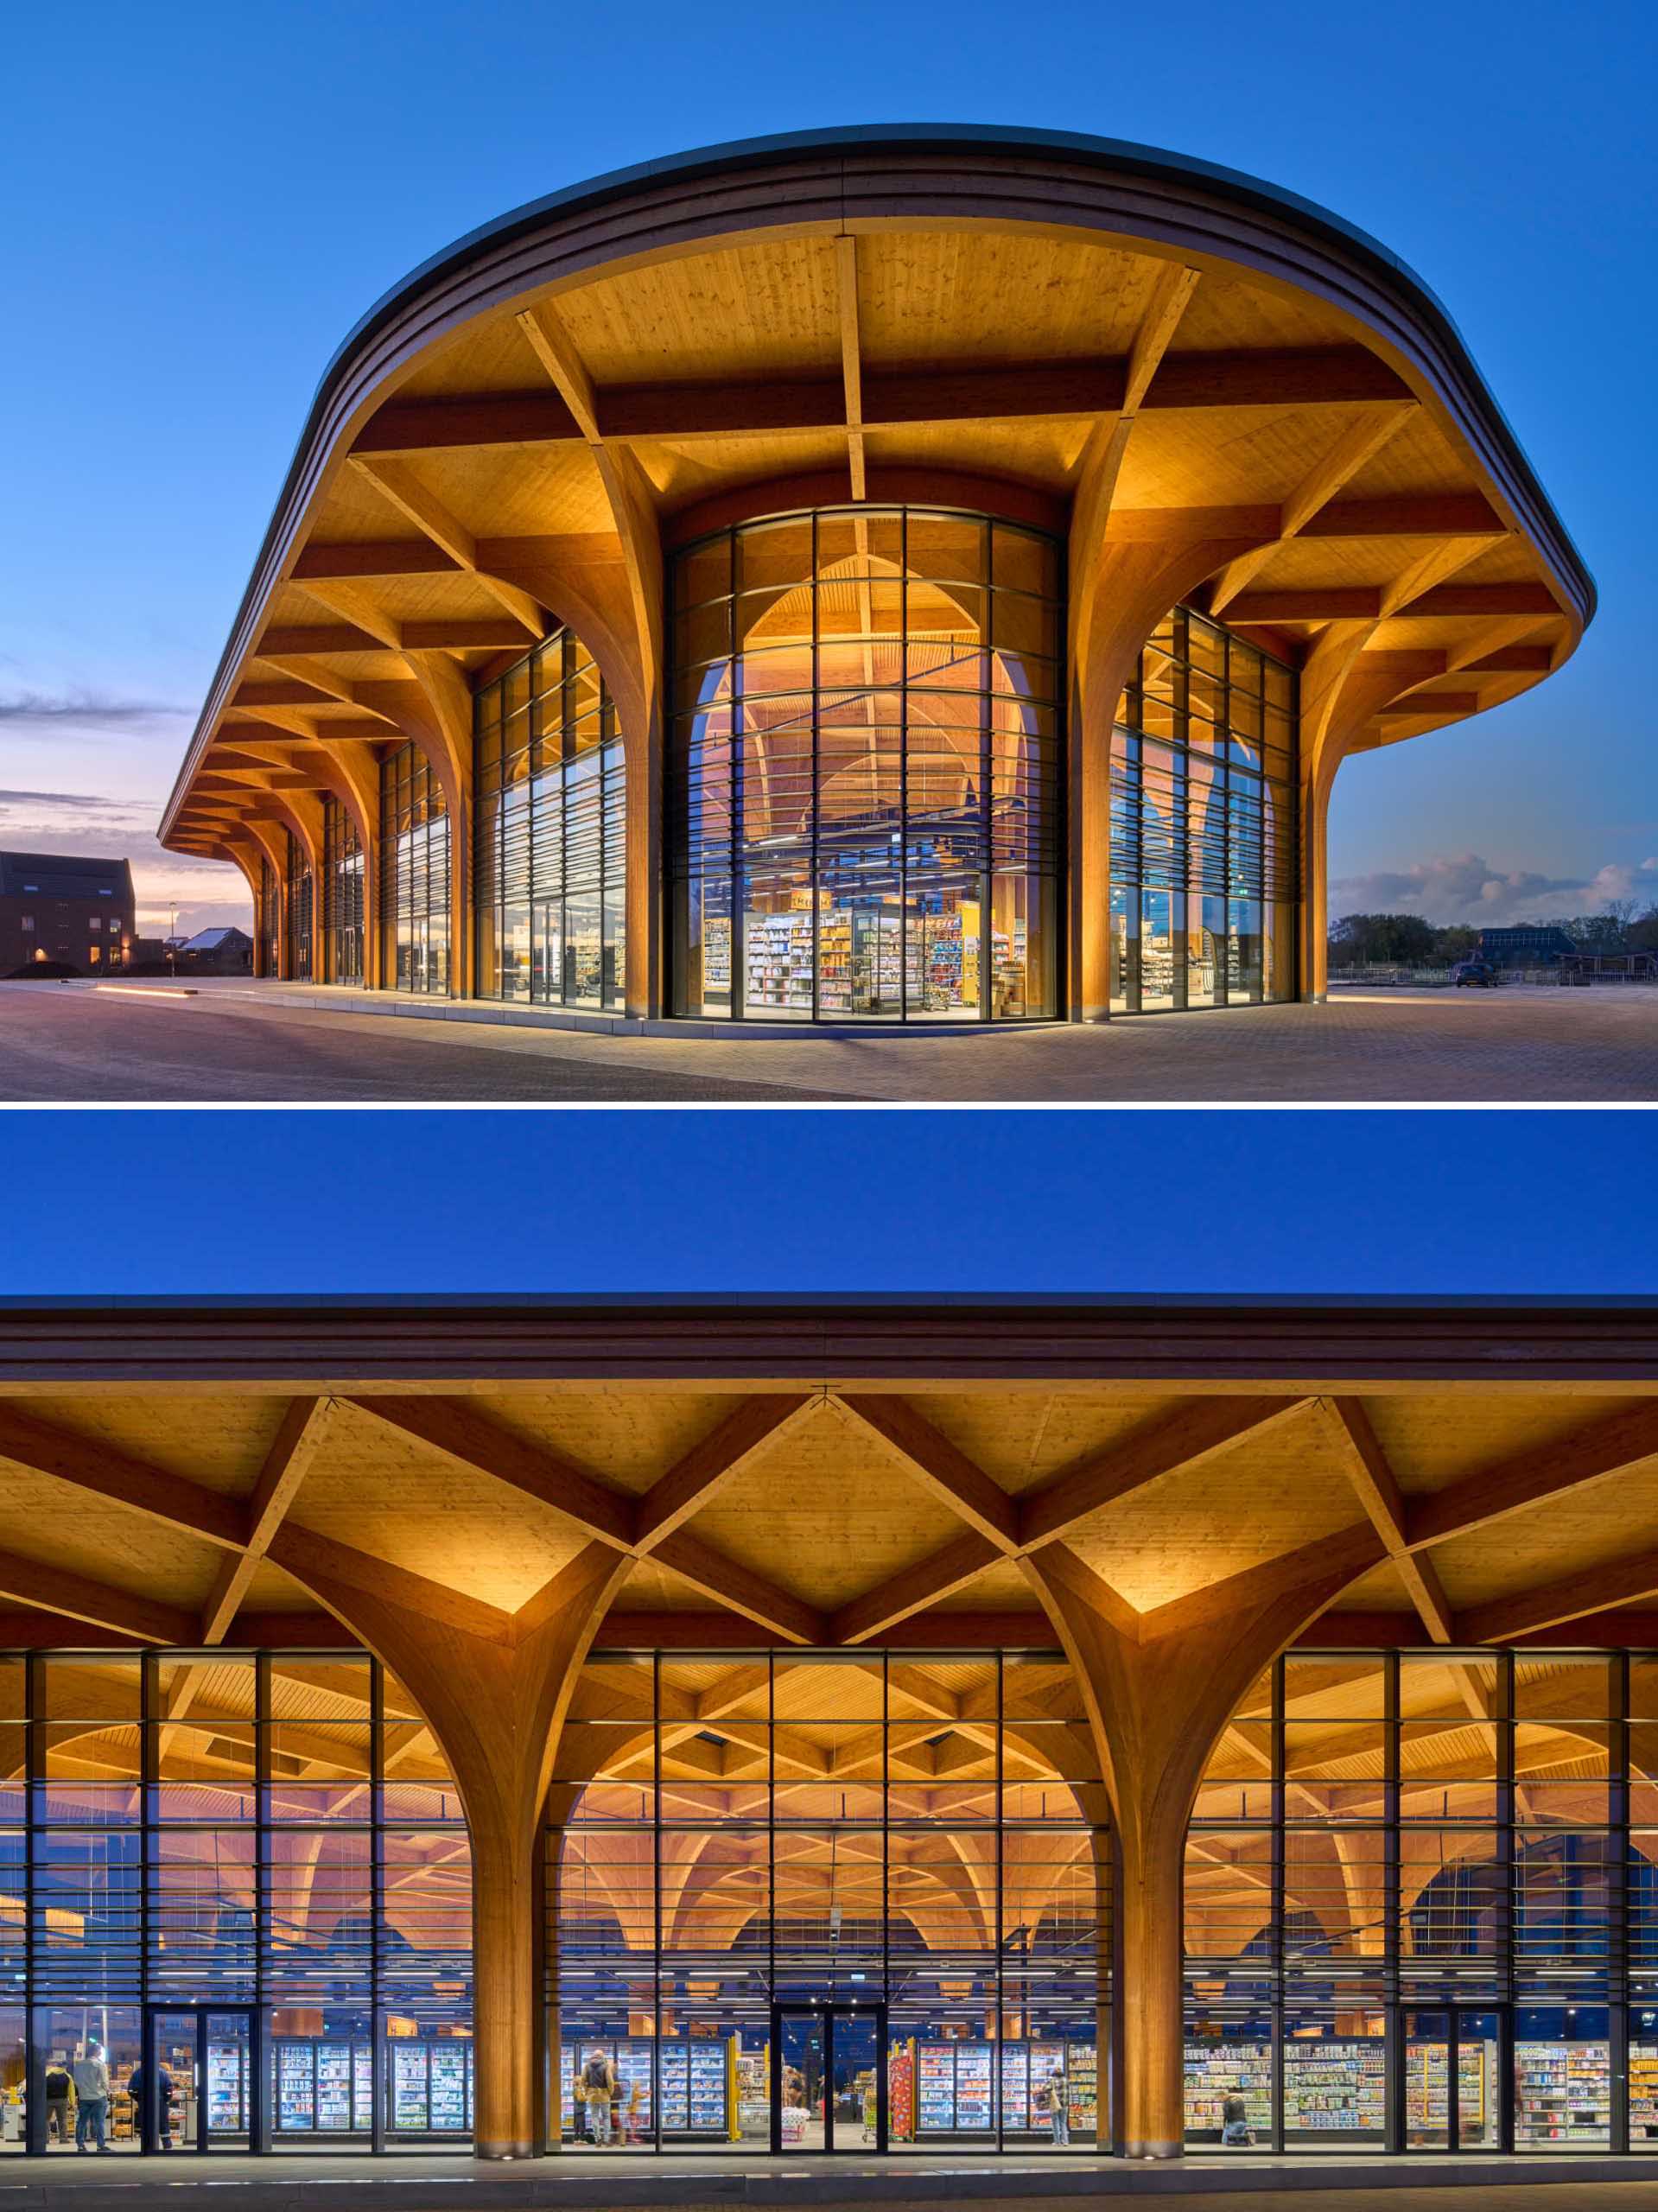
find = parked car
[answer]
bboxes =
[1450,958,1501,988]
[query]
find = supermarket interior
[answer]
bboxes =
[5,1637,1658,2161]
[3,1294,1658,2171]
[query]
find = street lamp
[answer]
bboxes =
[168,905,177,980]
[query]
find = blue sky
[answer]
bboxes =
[3,1111,1653,1294]
[2,0,1653,935]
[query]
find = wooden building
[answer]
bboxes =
[2,1296,1657,2163]
[156,128,1593,1027]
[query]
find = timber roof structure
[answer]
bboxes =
[156,126,1594,879]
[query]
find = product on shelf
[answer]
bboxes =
[316,2044,353,2131]
[1065,2042,1097,2135]
[735,2046,770,2138]
[429,2045,468,2132]
[1629,2043,1658,2142]
[1283,2041,1386,2137]
[1513,2040,1611,2147]
[391,2044,429,2131]
[277,2043,314,2133]
[1184,2040,1272,2139]
[956,2041,993,2130]
[206,2041,244,2133]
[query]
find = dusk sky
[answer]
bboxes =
[5,1111,1655,1294]
[3,0,1652,937]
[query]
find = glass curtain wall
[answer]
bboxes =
[283,832,314,982]
[321,797,365,987]
[257,861,279,979]
[473,629,626,1008]
[379,744,450,995]
[1186,1648,1645,2154]
[1111,607,1298,1013]
[669,508,1061,1023]
[548,1648,1106,2153]
[0,1649,470,2155]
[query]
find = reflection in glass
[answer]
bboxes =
[474,631,626,1008]
[1112,607,1298,1013]
[670,509,1060,1022]
[379,744,450,994]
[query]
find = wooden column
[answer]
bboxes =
[1025,1529,1382,2156]
[284,1541,628,2158]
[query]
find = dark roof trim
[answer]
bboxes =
[159,124,1596,842]
[1,1296,1655,1388]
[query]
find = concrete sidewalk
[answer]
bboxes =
[8,2146,1658,2209]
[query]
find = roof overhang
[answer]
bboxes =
[158,125,1595,860]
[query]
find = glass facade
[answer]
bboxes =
[473,628,626,1008]
[1187,1647,1658,2154]
[379,744,450,995]
[1111,607,1299,1012]
[0,1649,471,2154]
[668,509,1061,1022]
[283,831,314,982]
[549,1648,1107,2152]
[321,797,365,987]
[257,860,279,979]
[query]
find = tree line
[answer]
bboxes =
[1330,902,1658,966]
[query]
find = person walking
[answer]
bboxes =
[44,2063,73,2148]
[72,2042,111,2152]
[579,2050,615,2146]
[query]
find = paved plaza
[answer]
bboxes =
[8,2147,1658,2209]
[2,980,1655,1104]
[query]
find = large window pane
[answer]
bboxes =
[669,508,1060,1022]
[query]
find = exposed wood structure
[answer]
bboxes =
[1,1298,1654,2160]
[155,129,1591,1013]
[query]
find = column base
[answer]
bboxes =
[1122,2140,1183,2159]
[474,2141,538,2159]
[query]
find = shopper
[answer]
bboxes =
[72,2042,111,2152]
[126,2062,176,2149]
[1045,2066,1068,2146]
[44,2063,73,2147]
[579,2050,615,2146]
[1220,2083,1254,2148]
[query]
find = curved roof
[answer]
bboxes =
[160,124,1595,857]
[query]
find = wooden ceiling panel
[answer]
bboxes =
[0,1495,221,1609]
[1369,1395,1654,1500]
[1117,402,1392,510]
[290,1401,589,1611]
[1334,410,1478,501]
[860,416,1086,487]
[557,238,843,384]
[857,232,1162,365]
[392,314,552,400]
[1159,270,1350,354]
[691,1405,969,1609]
[901,1391,1199,1496]
[368,444,610,538]
[11,1395,274,1498]
[1064,1402,1354,1609]
[638,430,851,506]
[468,1389,747,1497]
[1431,1461,1658,1609]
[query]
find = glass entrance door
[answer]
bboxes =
[145,2010,255,2153]
[1403,2007,1504,2150]
[772,2006,886,2151]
